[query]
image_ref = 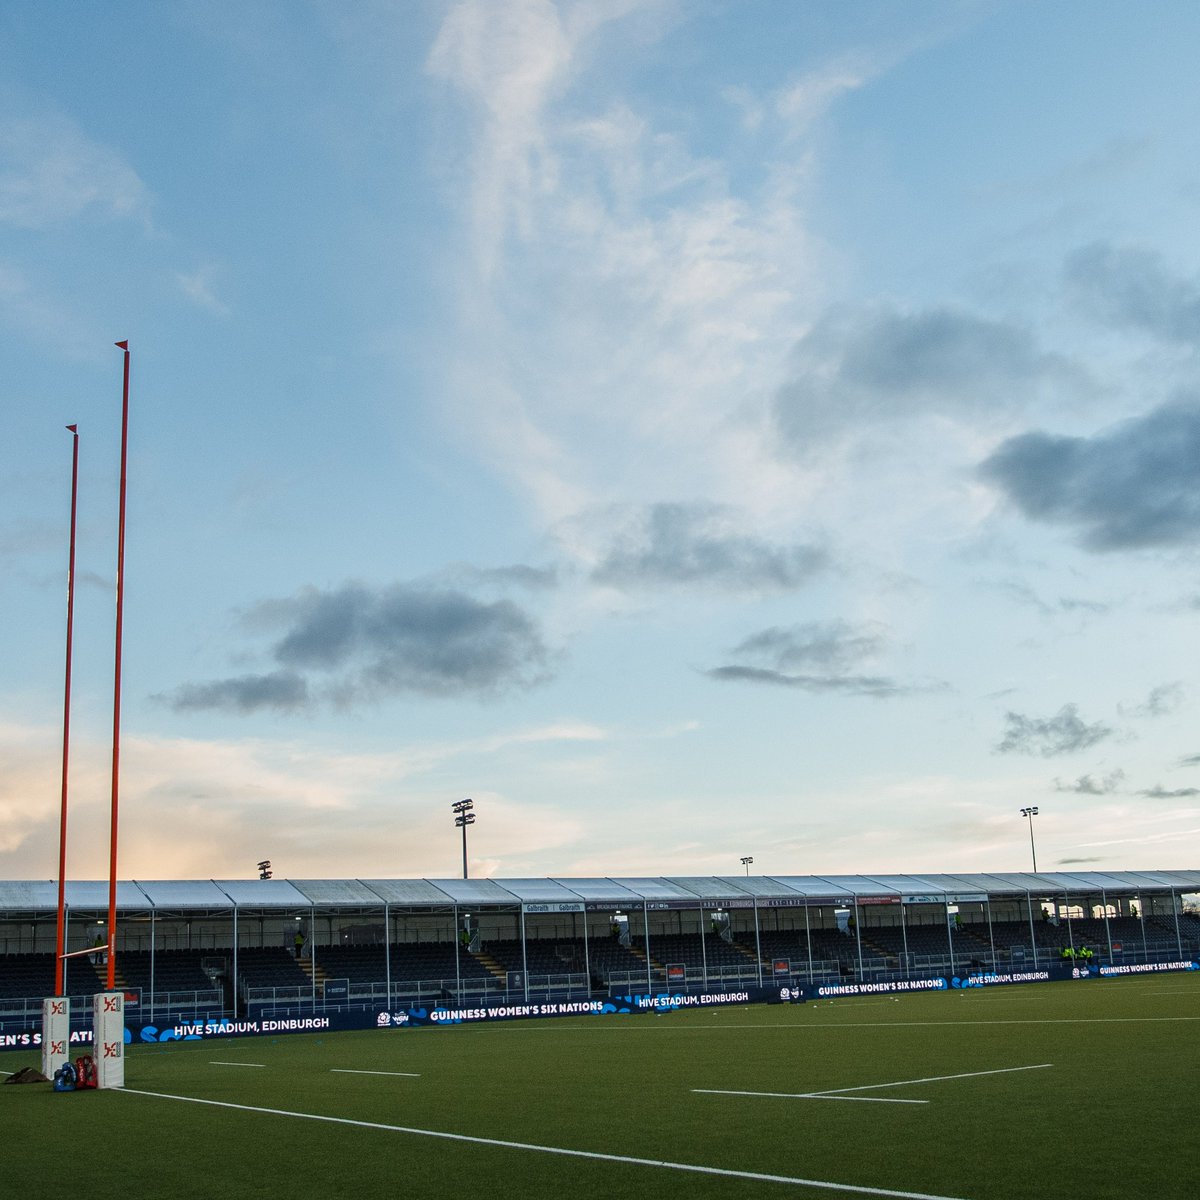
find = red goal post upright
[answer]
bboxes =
[93,340,131,1089]
[43,425,79,1079]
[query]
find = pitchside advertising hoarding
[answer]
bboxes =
[3,960,1196,1050]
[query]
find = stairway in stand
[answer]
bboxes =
[297,957,329,991]
[627,945,664,974]
[471,950,508,981]
[731,939,763,968]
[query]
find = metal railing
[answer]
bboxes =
[0,987,223,1029]
[243,972,591,1014]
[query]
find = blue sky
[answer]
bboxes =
[4,1,1200,883]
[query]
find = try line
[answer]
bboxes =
[119,1087,973,1200]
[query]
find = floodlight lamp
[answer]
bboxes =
[452,798,474,814]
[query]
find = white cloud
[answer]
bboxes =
[0,718,612,880]
[176,264,230,316]
[774,54,876,134]
[0,113,150,230]
[427,0,580,276]
[426,2,857,547]
[0,261,104,358]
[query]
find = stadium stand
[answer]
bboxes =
[2,873,1197,1026]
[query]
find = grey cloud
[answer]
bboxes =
[706,619,939,697]
[166,671,309,715]
[1065,242,1200,345]
[980,400,1200,550]
[984,579,1109,617]
[166,582,550,713]
[591,503,827,592]
[729,620,888,673]
[1177,753,1200,767]
[996,704,1114,757]
[434,563,559,590]
[774,304,1073,451]
[1120,682,1185,719]
[1138,784,1200,799]
[705,665,909,696]
[1053,770,1125,795]
[1058,597,1109,615]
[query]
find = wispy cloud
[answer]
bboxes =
[774,53,877,133]
[706,665,913,696]
[176,264,230,316]
[705,619,938,697]
[1119,682,1185,719]
[0,261,105,358]
[424,1,842,529]
[1053,770,1125,795]
[1137,784,1200,799]
[0,112,150,230]
[426,0,617,277]
[727,620,888,673]
[982,578,1109,618]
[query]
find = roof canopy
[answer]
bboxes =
[1,870,1198,916]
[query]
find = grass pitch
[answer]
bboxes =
[3,975,1198,1199]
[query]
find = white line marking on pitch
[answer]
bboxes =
[119,1087,973,1200]
[695,1063,1053,1104]
[694,1088,927,1105]
[331,1069,421,1077]
[209,1061,265,1068]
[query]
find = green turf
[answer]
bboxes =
[3,975,1197,1199]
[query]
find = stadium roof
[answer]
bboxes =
[1,870,1198,915]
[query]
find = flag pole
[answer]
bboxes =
[107,341,130,991]
[54,424,80,997]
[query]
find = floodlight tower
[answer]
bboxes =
[1020,806,1039,873]
[740,856,754,876]
[453,798,475,879]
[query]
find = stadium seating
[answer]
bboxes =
[234,946,311,988]
[117,949,217,993]
[0,951,108,1000]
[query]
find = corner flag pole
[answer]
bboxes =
[107,341,130,991]
[54,424,80,998]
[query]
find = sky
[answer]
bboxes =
[4,0,1200,885]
